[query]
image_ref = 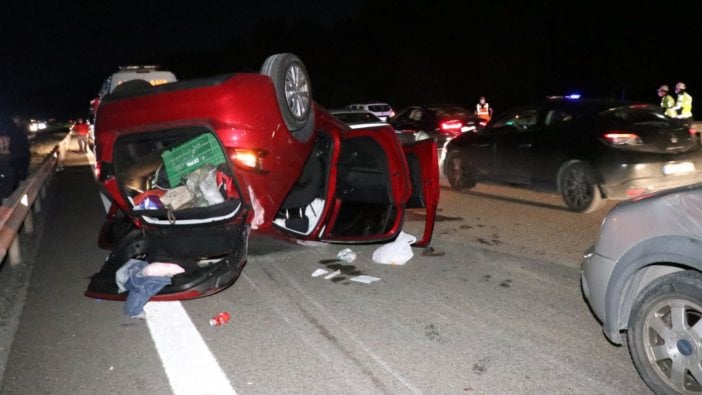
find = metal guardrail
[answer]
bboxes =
[0,133,71,266]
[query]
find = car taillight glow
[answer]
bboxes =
[690,128,697,136]
[603,132,642,146]
[440,120,463,132]
[227,148,267,171]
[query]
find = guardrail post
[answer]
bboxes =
[33,196,42,214]
[23,212,34,234]
[8,237,21,266]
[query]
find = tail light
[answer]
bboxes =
[440,119,463,133]
[602,132,642,146]
[226,148,268,172]
[689,127,697,136]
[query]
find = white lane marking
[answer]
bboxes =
[145,302,237,395]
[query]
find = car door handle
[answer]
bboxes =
[518,143,533,149]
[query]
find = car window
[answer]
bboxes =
[368,105,390,112]
[409,109,424,121]
[609,107,669,124]
[544,110,573,126]
[492,109,540,130]
[429,106,471,117]
[98,76,113,97]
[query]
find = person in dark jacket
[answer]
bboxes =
[0,115,30,198]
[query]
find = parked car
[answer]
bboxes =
[443,97,702,212]
[581,182,702,394]
[85,53,439,301]
[89,65,178,124]
[389,104,486,146]
[345,102,395,121]
[329,109,388,129]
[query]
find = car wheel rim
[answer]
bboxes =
[642,298,702,392]
[284,63,310,120]
[563,167,593,210]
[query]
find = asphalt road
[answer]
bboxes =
[0,140,650,394]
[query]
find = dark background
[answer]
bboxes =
[1,0,698,120]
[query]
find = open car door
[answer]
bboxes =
[273,125,438,247]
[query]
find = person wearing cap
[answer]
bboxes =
[672,82,693,128]
[657,85,677,118]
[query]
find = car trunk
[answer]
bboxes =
[87,127,248,300]
[602,106,697,154]
[111,127,243,225]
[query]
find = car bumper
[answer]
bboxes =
[85,222,249,301]
[600,158,702,199]
[581,247,622,343]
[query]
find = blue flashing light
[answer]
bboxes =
[565,94,581,100]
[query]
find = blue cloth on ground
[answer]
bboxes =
[115,259,171,317]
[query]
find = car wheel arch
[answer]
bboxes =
[602,235,702,344]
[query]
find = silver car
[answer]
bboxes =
[581,182,702,394]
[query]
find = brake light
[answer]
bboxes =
[440,120,463,132]
[602,132,642,146]
[690,127,697,136]
[227,148,268,172]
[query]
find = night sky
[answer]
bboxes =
[2,0,699,120]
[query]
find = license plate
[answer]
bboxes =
[663,162,695,175]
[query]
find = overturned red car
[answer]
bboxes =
[85,53,439,301]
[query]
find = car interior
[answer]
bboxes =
[274,132,397,238]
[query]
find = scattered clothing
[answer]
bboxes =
[115,259,183,317]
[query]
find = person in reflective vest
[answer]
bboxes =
[475,96,493,122]
[673,82,693,127]
[657,85,677,117]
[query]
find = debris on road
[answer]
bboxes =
[311,268,329,277]
[324,269,341,280]
[421,246,446,257]
[336,248,357,263]
[209,311,231,326]
[349,275,381,284]
[372,231,417,265]
[115,259,184,318]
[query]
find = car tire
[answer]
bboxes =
[558,161,603,213]
[111,79,152,96]
[260,53,315,142]
[445,151,476,191]
[627,271,702,395]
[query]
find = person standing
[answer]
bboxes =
[672,82,693,127]
[0,115,30,198]
[71,118,91,153]
[657,85,677,118]
[475,96,493,123]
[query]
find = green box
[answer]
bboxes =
[161,134,226,187]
